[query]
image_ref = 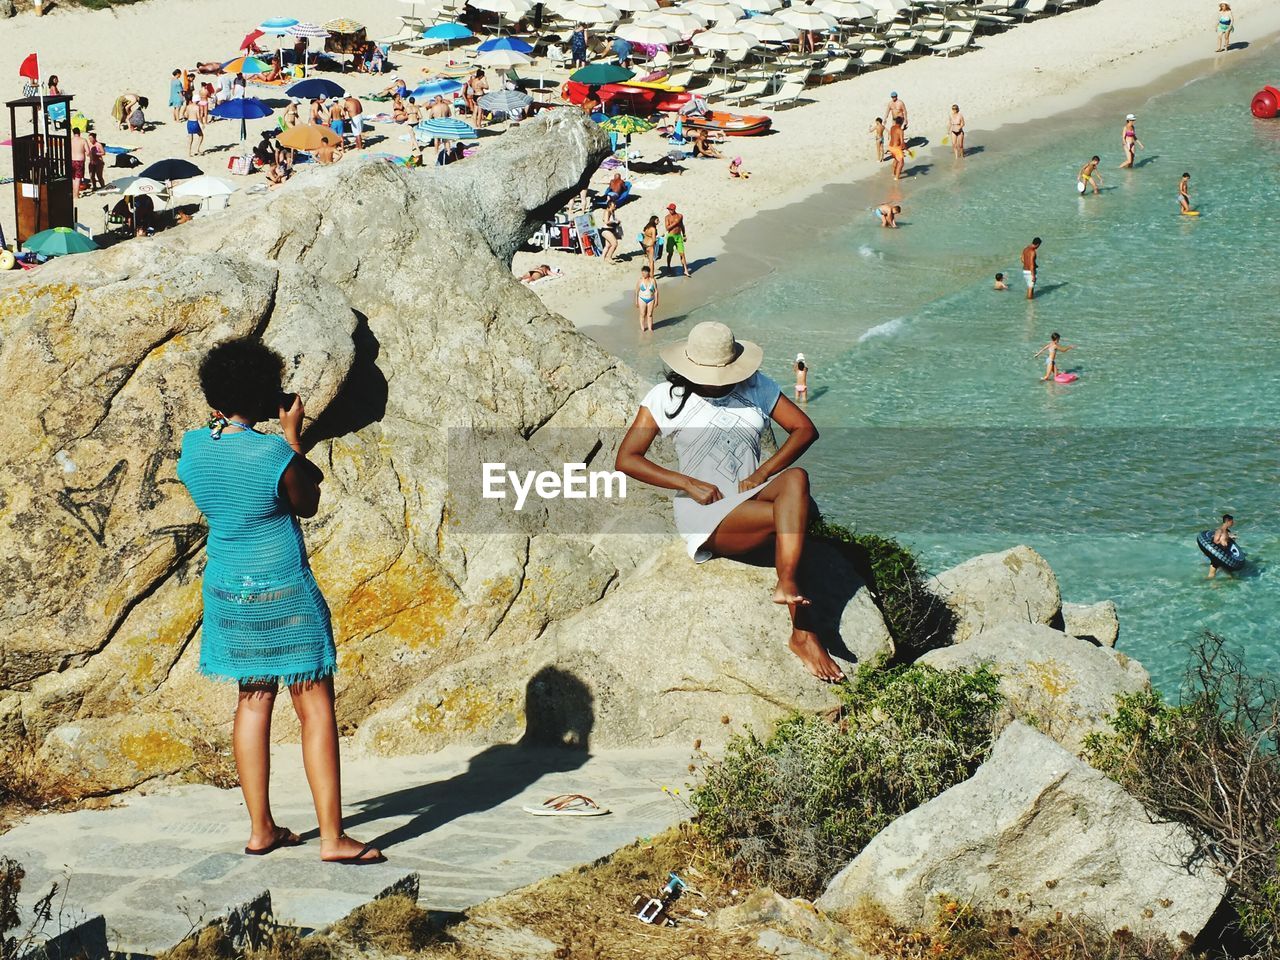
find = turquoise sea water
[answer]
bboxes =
[593,43,1280,690]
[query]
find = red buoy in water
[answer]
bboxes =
[1251,86,1280,119]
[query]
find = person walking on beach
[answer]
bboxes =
[794,353,809,400]
[1216,3,1235,52]
[884,91,908,131]
[344,94,364,150]
[1178,172,1195,214]
[664,203,690,277]
[873,202,901,228]
[947,104,965,159]
[169,68,184,122]
[1119,114,1143,169]
[887,117,906,181]
[1033,332,1075,381]
[642,215,659,275]
[1021,237,1041,300]
[87,131,106,192]
[1078,155,1103,194]
[570,24,590,69]
[69,128,86,199]
[870,116,885,162]
[636,265,658,332]
[176,337,384,865]
[183,92,204,157]
[615,321,843,682]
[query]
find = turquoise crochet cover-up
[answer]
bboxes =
[177,426,336,685]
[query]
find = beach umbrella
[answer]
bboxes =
[739,0,782,10]
[23,227,98,257]
[570,63,634,84]
[739,13,798,40]
[211,96,274,142]
[416,117,476,139]
[551,0,620,23]
[324,17,366,32]
[221,55,272,75]
[812,0,874,19]
[467,0,533,16]
[478,89,533,112]
[258,16,300,34]
[288,78,345,99]
[412,77,466,99]
[171,175,235,199]
[422,21,473,41]
[139,158,203,181]
[645,8,706,32]
[288,21,329,38]
[477,36,534,53]
[116,176,166,197]
[277,123,340,150]
[690,21,751,50]
[240,29,266,51]
[611,0,660,12]
[476,48,533,68]
[598,114,653,135]
[617,20,681,44]
[776,3,838,30]
[681,0,743,21]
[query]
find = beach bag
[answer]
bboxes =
[227,155,251,176]
[113,152,140,169]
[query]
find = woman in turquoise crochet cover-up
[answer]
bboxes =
[178,337,383,865]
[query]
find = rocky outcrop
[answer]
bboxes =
[919,622,1147,752]
[710,890,873,960]
[817,722,1226,945]
[355,540,891,753]
[928,546,1062,643]
[1063,600,1119,647]
[0,111,881,793]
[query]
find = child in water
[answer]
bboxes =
[870,117,885,162]
[873,203,901,228]
[794,353,809,400]
[994,273,1008,291]
[1178,172,1195,214]
[1078,156,1102,195]
[1033,332,1076,381]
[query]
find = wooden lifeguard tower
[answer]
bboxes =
[6,94,75,246]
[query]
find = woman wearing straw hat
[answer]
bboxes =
[615,322,844,682]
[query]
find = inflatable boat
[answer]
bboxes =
[565,80,691,114]
[1197,530,1246,572]
[680,110,772,137]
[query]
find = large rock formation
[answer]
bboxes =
[919,621,1148,752]
[1063,600,1120,647]
[817,722,1226,945]
[928,546,1062,643]
[0,112,886,794]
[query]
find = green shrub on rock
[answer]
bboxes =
[692,663,1003,897]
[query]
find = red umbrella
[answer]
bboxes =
[240,29,266,51]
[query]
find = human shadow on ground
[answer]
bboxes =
[652,313,689,331]
[800,386,829,403]
[1133,155,1160,168]
[1033,281,1068,297]
[309,666,595,851]
[306,312,389,445]
[963,145,986,157]
[903,163,933,178]
[1227,41,1249,51]
[659,255,716,277]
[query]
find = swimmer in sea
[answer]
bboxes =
[994,272,1008,291]
[1078,155,1102,195]
[1178,172,1194,214]
[794,353,809,400]
[1208,513,1236,578]
[873,203,901,228]
[1033,331,1075,381]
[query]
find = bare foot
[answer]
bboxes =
[773,580,811,606]
[320,833,385,864]
[788,629,846,682]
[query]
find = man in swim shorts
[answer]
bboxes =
[70,128,87,198]
[887,117,906,181]
[1078,156,1102,195]
[1021,237,1041,300]
[884,91,908,131]
[873,203,901,228]
[1208,513,1236,578]
[344,94,364,150]
[664,203,690,277]
[183,93,204,157]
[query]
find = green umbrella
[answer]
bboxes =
[599,114,654,135]
[23,227,99,257]
[570,63,635,85]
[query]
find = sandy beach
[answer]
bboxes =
[505,0,1280,327]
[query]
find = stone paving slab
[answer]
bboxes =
[0,744,694,956]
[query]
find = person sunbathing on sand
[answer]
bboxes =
[616,322,843,682]
[520,264,554,283]
[693,130,722,160]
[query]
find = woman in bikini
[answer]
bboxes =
[641,215,659,276]
[794,353,809,400]
[1119,114,1143,169]
[948,104,965,159]
[635,266,658,332]
[600,200,622,262]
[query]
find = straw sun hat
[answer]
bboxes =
[660,321,763,387]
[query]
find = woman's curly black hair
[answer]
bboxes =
[198,337,284,421]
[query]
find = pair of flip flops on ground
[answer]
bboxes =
[521,794,611,817]
[244,827,386,865]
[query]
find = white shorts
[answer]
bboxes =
[350,115,364,134]
[1023,269,1035,288]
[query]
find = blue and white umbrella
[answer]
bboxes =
[478,89,532,112]
[258,16,299,34]
[422,22,473,40]
[416,117,476,139]
[412,77,465,100]
[477,36,534,53]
